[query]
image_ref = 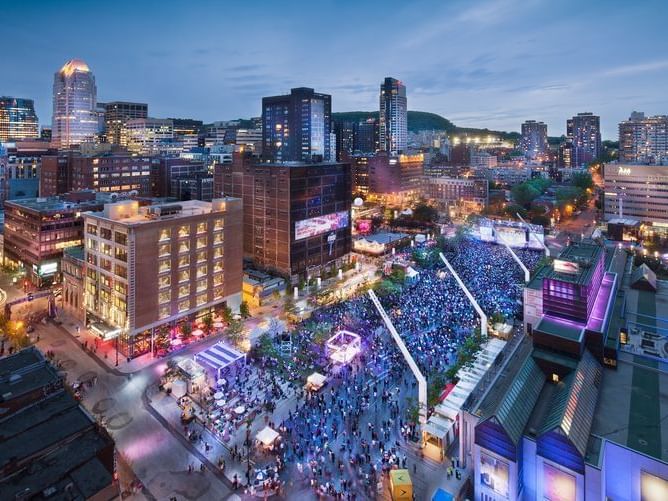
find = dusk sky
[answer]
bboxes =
[4,0,667,139]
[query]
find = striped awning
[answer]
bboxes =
[195,342,245,374]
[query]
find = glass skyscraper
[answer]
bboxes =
[52,59,98,148]
[379,77,407,154]
[0,97,39,142]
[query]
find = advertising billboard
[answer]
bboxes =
[480,452,509,498]
[543,463,576,501]
[641,471,668,501]
[295,211,349,241]
[554,259,580,275]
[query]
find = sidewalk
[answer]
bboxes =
[55,314,228,374]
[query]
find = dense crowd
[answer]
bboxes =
[242,238,542,498]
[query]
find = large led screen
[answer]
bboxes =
[480,452,509,498]
[295,211,349,241]
[543,463,576,501]
[641,471,668,501]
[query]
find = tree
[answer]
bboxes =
[202,314,213,335]
[530,215,551,227]
[555,186,584,209]
[284,296,297,316]
[239,301,250,319]
[511,182,540,208]
[180,321,192,340]
[221,304,233,323]
[226,319,244,347]
[571,171,594,191]
[412,203,438,223]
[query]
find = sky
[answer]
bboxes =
[3,0,667,139]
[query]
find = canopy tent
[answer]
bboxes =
[326,330,362,364]
[405,266,420,283]
[171,379,187,399]
[194,342,246,379]
[256,426,280,447]
[306,372,327,391]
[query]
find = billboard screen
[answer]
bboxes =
[543,463,576,501]
[295,211,349,241]
[554,259,579,275]
[480,452,509,498]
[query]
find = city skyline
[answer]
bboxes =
[3,0,667,139]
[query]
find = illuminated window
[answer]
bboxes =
[159,243,171,256]
[159,291,171,303]
[159,305,170,319]
[159,259,171,273]
[213,247,223,259]
[196,293,207,306]
[214,218,224,231]
[213,273,223,286]
[197,264,207,278]
[197,222,207,234]
[179,285,189,298]
[179,241,190,253]
[178,299,189,312]
[552,373,560,383]
[196,250,207,263]
[178,225,189,238]
[179,270,190,282]
[159,228,171,241]
[213,233,223,245]
[213,261,223,273]
[159,275,171,288]
[196,236,207,249]
[178,255,190,268]
[196,278,207,292]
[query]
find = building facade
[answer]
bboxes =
[121,117,176,155]
[379,77,407,154]
[40,151,154,197]
[62,245,86,323]
[83,198,243,358]
[0,97,39,142]
[423,176,489,216]
[619,112,668,165]
[262,87,332,162]
[520,120,548,160]
[3,191,106,286]
[603,163,668,225]
[218,153,351,280]
[104,101,148,145]
[567,112,601,167]
[368,152,423,205]
[52,59,98,148]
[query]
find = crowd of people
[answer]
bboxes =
[240,237,542,498]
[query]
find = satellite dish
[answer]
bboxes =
[353,197,364,207]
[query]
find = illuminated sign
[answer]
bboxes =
[554,259,579,275]
[35,262,58,276]
[543,463,576,501]
[295,211,349,241]
[480,452,509,497]
[617,166,632,176]
[641,470,668,501]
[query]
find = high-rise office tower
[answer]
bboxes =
[104,101,148,144]
[520,120,548,160]
[355,118,380,153]
[379,77,407,154]
[567,112,601,167]
[0,97,39,142]
[52,59,98,148]
[619,112,668,164]
[262,87,332,162]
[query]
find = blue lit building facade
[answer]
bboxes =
[262,87,332,163]
[460,243,668,500]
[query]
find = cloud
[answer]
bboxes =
[603,60,668,77]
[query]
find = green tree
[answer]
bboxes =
[226,319,244,347]
[239,301,251,319]
[413,203,438,223]
[180,321,192,340]
[202,314,213,335]
[571,171,594,191]
[221,304,233,323]
[555,186,585,208]
[511,182,540,208]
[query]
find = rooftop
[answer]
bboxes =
[590,352,668,463]
[5,194,105,213]
[0,348,61,402]
[63,245,85,261]
[534,315,584,342]
[544,242,604,286]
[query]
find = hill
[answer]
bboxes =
[332,111,455,133]
[332,110,524,140]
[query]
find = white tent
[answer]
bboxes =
[171,379,187,399]
[306,372,327,391]
[194,341,246,379]
[256,426,280,446]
